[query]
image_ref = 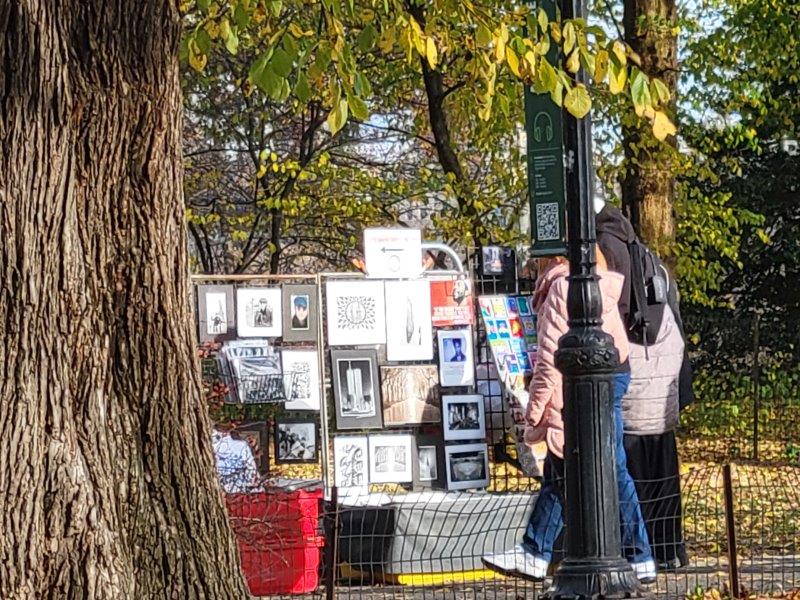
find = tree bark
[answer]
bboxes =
[622,0,678,257]
[0,1,250,598]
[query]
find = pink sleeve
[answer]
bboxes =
[526,288,568,426]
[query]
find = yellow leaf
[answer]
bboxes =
[594,49,609,82]
[426,37,438,68]
[494,26,507,63]
[566,49,580,74]
[652,110,677,141]
[188,40,207,72]
[563,22,576,55]
[608,60,627,94]
[256,164,267,178]
[563,83,592,118]
[506,47,520,77]
[612,40,627,65]
[288,23,305,38]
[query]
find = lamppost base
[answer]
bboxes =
[545,557,648,599]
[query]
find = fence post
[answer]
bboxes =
[722,464,741,598]
[752,314,761,461]
[324,486,339,600]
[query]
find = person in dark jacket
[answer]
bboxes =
[595,198,691,570]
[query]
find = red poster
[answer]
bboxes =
[430,279,475,327]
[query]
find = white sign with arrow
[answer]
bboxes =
[363,228,422,279]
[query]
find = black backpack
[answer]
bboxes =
[627,240,669,348]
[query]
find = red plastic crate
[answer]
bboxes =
[237,534,324,595]
[226,488,324,595]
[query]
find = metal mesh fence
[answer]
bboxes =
[194,264,800,599]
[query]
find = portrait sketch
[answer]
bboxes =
[437,328,475,387]
[236,287,282,337]
[281,284,318,343]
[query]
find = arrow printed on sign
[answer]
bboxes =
[381,247,404,253]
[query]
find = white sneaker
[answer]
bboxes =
[631,559,657,584]
[482,544,549,581]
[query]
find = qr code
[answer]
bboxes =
[536,202,560,241]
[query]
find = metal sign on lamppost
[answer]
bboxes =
[548,0,646,597]
[525,0,567,256]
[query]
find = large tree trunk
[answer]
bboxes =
[622,0,678,257]
[0,1,249,598]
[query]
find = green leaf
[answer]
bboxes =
[537,8,548,34]
[538,59,558,93]
[327,98,349,134]
[564,84,592,118]
[652,78,671,105]
[354,71,373,97]
[630,67,652,109]
[270,47,293,78]
[476,24,492,46]
[248,49,273,82]
[197,0,210,13]
[295,72,311,103]
[234,3,250,29]
[357,24,377,52]
[267,0,282,17]
[220,19,239,55]
[347,93,369,121]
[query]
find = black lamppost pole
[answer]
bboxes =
[549,0,645,597]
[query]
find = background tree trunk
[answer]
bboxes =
[0,1,249,597]
[622,0,678,257]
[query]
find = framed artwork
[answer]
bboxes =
[274,418,318,464]
[442,394,486,441]
[234,422,270,477]
[380,365,440,426]
[437,328,475,387]
[430,278,474,327]
[333,436,369,493]
[197,285,236,342]
[326,280,386,346]
[481,246,504,275]
[236,287,283,337]
[413,433,445,490]
[220,340,284,403]
[331,349,383,430]
[282,284,318,343]
[282,349,321,411]
[368,434,413,484]
[384,279,433,361]
[445,442,490,491]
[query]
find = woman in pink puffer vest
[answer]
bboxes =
[483,253,655,583]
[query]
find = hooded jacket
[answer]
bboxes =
[524,260,630,458]
[596,204,636,326]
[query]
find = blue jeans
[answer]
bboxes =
[522,372,653,564]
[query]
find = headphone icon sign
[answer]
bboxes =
[533,112,554,143]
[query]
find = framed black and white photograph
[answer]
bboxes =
[237,287,283,337]
[445,442,490,491]
[197,285,236,342]
[274,418,318,464]
[412,434,446,489]
[380,365,440,426]
[282,349,321,411]
[326,280,386,346]
[220,340,284,403]
[368,434,413,484]
[384,279,433,361]
[442,394,486,441]
[282,284,318,342]
[234,422,270,477]
[437,328,475,387]
[333,436,369,493]
[331,349,383,430]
